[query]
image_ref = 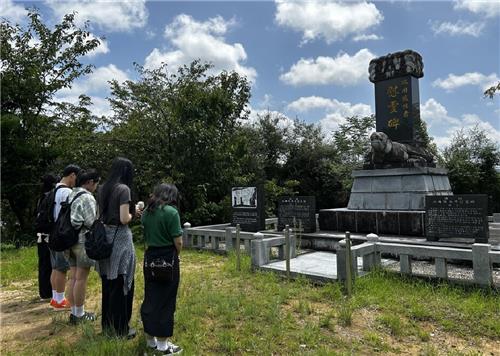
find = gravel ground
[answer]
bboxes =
[384,258,500,286]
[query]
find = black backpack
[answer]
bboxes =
[85,219,118,260]
[49,191,87,252]
[84,186,119,260]
[34,185,68,233]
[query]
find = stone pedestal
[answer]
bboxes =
[319,167,453,236]
[348,167,452,211]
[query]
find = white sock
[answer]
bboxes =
[146,336,157,348]
[71,306,76,315]
[156,339,168,351]
[52,290,56,300]
[74,305,84,317]
[54,292,65,303]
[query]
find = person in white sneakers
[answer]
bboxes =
[49,164,80,310]
[141,183,183,355]
[66,169,100,324]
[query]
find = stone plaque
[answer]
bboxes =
[374,75,421,144]
[278,196,316,233]
[231,186,265,232]
[425,195,489,242]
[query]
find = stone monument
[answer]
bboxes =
[231,186,265,232]
[319,50,453,236]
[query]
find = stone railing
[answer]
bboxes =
[337,234,500,287]
[182,219,283,255]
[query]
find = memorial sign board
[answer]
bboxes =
[278,196,316,233]
[425,194,489,242]
[374,75,420,144]
[231,186,265,232]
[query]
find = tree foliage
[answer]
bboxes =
[1,10,100,234]
[106,61,251,225]
[441,126,500,213]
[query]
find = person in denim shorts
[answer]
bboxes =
[49,164,80,310]
[65,169,100,324]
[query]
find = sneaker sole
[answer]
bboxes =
[51,305,70,311]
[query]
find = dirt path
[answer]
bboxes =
[0,281,102,354]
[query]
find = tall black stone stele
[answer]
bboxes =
[369,50,424,145]
[318,50,453,238]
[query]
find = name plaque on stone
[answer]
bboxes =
[425,194,489,242]
[231,186,265,232]
[278,196,316,233]
[374,75,420,144]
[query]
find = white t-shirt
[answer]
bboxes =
[53,183,72,220]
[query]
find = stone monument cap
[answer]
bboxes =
[369,49,424,83]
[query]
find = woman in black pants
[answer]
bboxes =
[141,183,183,355]
[97,157,137,338]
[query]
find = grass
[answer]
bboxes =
[0,246,499,355]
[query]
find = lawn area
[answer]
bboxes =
[1,245,499,355]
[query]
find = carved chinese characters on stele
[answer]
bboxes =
[374,75,420,144]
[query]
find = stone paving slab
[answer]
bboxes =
[259,251,394,281]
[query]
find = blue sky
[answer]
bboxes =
[2,0,499,148]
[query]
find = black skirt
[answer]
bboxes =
[141,246,180,337]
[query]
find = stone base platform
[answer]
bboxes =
[348,167,452,211]
[318,208,425,236]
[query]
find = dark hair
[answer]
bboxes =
[40,174,58,194]
[76,169,100,187]
[62,164,81,177]
[146,183,179,212]
[100,157,134,206]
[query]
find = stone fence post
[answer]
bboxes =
[251,232,266,268]
[472,243,492,286]
[182,222,192,248]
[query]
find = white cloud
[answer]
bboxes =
[144,14,257,83]
[85,35,109,57]
[286,95,372,135]
[431,20,485,37]
[421,98,500,149]
[0,0,28,23]
[55,64,129,117]
[454,0,500,18]
[280,49,376,86]
[275,0,383,44]
[420,98,462,128]
[246,106,295,130]
[45,0,148,32]
[352,34,383,42]
[433,72,499,92]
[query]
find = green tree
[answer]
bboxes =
[441,126,500,213]
[107,61,251,225]
[331,115,375,205]
[1,10,100,235]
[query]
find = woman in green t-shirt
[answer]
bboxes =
[140,183,183,355]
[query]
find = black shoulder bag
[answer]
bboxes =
[84,187,119,260]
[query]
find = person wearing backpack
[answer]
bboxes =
[35,174,58,300]
[49,164,81,310]
[140,183,183,355]
[65,169,100,324]
[97,157,138,338]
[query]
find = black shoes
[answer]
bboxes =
[69,312,96,324]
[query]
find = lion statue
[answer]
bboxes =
[363,132,435,169]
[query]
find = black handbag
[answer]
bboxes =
[143,252,175,282]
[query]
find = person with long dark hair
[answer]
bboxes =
[36,174,58,300]
[97,157,137,338]
[141,183,183,355]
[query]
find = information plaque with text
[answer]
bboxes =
[425,194,489,242]
[231,186,265,232]
[278,196,316,233]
